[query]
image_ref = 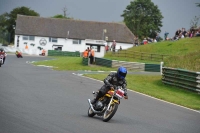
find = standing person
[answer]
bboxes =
[134,36,139,46]
[112,40,116,52]
[89,47,95,64]
[83,49,88,58]
[41,49,46,56]
[91,66,128,104]
[120,46,122,51]
[164,31,169,40]
[105,44,109,53]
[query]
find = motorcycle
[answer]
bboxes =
[16,52,23,58]
[0,54,4,67]
[87,86,126,122]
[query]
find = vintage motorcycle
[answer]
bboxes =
[16,52,23,58]
[87,86,126,122]
[0,54,4,67]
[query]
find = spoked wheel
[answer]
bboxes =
[88,107,96,117]
[102,103,118,122]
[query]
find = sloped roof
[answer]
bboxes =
[15,15,135,43]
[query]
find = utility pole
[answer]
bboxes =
[63,6,67,18]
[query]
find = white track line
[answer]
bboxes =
[72,73,200,114]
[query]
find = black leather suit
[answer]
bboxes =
[97,72,128,98]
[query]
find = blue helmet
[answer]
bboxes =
[117,66,127,79]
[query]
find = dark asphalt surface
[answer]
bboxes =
[0,54,200,133]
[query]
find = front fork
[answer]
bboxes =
[106,96,114,112]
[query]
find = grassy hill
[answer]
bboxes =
[104,37,200,71]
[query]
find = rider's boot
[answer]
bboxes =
[91,92,102,104]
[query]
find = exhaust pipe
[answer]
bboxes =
[88,99,103,114]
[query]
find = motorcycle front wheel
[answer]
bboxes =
[102,103,118,122]
[88,107,96,117]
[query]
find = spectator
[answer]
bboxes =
[175,29,181,37]
[164,31,169,40]
[190,31,193,38]
[195,30,200,36]
[42,49,46,56]
[89,46,95,64]
[112,40,116,52]
[143,38,148,45]
[83,49,88,58]
[105,44,109,53]
[153,38,157,43]
[182,28,187,37]
[156,33,160,41]
[134,36,139,46]
[120,46,122,51]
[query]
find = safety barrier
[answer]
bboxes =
[95,57,112,67]
[112,60,145,71]
[48,50,80,57]
[82,58,88,65]
[162,67,200,93]
[82,57,161,72]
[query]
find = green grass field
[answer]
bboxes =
[84,74,200,110]
[105,37,200,71]
[33,37,200,110]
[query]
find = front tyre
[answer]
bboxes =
[88,107,96,117]
[102,103,118,122]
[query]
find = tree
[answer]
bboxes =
[4,6,39,43]
[51,14,72,19]
[190,16,200,28]
[121,0,163,39]
[52,7,72,19]
[0,13,9,44]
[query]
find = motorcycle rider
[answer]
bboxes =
[91,66,128,104]
[0,49,6,64]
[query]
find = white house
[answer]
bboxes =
[14,15,135,57]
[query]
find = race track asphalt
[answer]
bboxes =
[0,54,199,133]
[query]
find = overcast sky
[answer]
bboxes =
[0,0,200,38]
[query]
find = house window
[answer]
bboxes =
[73,39,81,44]
[23,36,28,40]
[29,36,35,41]
[92,46,100,52]
[23,36,35,41]
[49,37,57,43]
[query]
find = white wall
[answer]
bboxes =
[14,35,87,55]
[14,35,133,57]
[107,42,133,50]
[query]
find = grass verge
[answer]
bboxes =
[33,56,116,71]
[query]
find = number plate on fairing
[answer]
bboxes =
[116,89,124,98]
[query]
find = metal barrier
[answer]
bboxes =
[83,57,161,72]
[112,50,169,61]
[162,67,200,93]
[48,50,80,57]
[82,58,88,65]
[95,57,112,67]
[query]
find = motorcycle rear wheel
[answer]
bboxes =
[88,107,96,117]
[102,103,118,122]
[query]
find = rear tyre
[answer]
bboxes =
[88,107,96,117]
[102,103,118,122]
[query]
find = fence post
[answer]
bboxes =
[160,62,164,75]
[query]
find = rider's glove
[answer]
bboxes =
[110,86,114,90]
[124,93,128,99]
[124,95,128,99]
